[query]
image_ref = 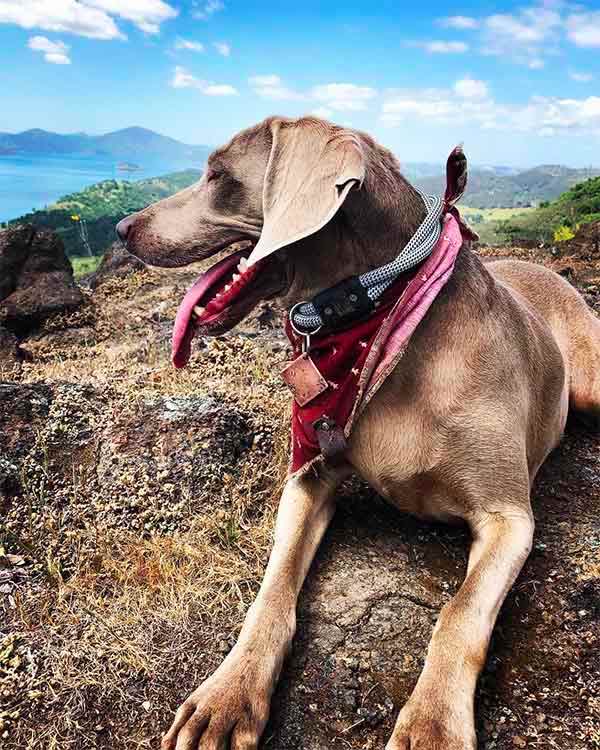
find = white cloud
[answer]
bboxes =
[381,79,600,136]
[0,0,124,40]
[421,40,468,53]
[247,77,376,112]
[28,34,71,64]
[84,0,177,34]
[454,76,488,99]
[213,41,230,56]
[193,0,224,21]
[567,12,600,48]
[249,74,280,87]
[382,93,458,123]
[312,106,334,119]
[249,74,305,101]
[485,7,561,44]
[311,83,377,111]
[202,82,237,96]
[528,58,545,70]
[569,70,594,83]
[0,0,177,38]
[434,4,600,67]
[438,15,479,30]
[175,37,204,52]
[171,65,238,95]
[481,6,561,68]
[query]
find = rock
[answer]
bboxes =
[0,225,83,335]
[0,383,52,462]
[24,325,96,351]
[556,264,574,278]
[84,242,146,289]
[562,221,600,260]
[1,383,253,535]
[0,326,21,368]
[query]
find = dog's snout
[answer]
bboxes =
[116,214,136,243]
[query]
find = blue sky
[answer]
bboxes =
[1,0,600,166]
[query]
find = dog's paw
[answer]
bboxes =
[161,662,271,750]
[386,705,476,750]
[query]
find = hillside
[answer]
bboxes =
[7,169,201,256]
[1,225,598,750]
[495,176,600,244]
[414,164,600,209]
[0,126,211,161]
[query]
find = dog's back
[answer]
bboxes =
[489,259,600,428]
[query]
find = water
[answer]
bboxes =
[0,153,202,223]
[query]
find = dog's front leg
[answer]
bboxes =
[162,465,346,750]
[387,506,534,750]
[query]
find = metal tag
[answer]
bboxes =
[281,353,329,407]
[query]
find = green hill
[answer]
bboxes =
[495,176,600,244]
[6,169,202,257]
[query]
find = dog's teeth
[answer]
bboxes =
[233,273,240,282]
[216,292,222,298]
[239,257,248,270]
[224,284,231,292]
[193,305,205,317]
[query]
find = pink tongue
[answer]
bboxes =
[171,250,248,368]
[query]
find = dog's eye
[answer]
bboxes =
[206,168,222,183]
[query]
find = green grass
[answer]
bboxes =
[71,256,101,279]
[460,206,536,245]
[494,176,600,244]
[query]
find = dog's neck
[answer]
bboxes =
[283,142,428,305]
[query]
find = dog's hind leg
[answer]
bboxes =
[386,490,534,750]
[161,464,349,750]
[569,309,600,431]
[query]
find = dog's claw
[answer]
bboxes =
[162,656,271,750]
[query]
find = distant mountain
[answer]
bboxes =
[0,126,211,162]
[402,162,521,182]
[413,164,600,209]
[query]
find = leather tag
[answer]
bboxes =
[281,353,329,407]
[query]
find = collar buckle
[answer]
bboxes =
[312,275,375,333]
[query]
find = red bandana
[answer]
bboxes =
[284,212,465,475]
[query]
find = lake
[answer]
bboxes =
[0,153,203,223]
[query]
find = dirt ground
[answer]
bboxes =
[1,244,599,749]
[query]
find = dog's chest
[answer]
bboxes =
[346,384,467,523]
[367,472,466,523]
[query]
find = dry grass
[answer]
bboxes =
[1,266,292,748]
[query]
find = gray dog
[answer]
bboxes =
[117,116,600,750]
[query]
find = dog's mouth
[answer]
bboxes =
[171,244,285,368]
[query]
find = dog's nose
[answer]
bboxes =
[116,214,135,243]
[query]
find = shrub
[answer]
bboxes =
[553,225,575,242]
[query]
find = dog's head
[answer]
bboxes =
[117,116,365,367]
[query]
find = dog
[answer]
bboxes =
[117,116,600,750]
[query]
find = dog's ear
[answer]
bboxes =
[247,118,365,265]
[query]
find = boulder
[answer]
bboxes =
[563,220,600,260]
[0,326,21,368]
[0,383,253,532]
[0,224,83,335]
[84,242,146,289]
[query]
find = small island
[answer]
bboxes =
[116,161,141,172]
